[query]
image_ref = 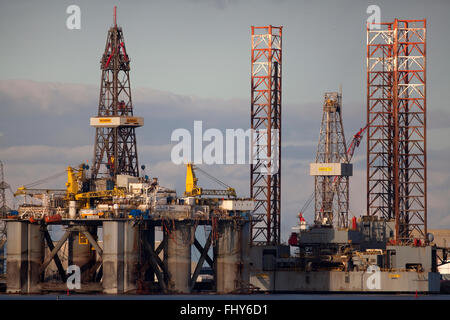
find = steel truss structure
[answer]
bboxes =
[250,26,282,246]
[367,19,427,243]
[0,160,10,217]
[91,8,140,180]
[314,92,349,228]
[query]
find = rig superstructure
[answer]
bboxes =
[248,19,444,293]
[2,9,254,295]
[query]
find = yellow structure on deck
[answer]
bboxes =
[66,165,85,197]
[65,164,126,208]
[75,188,125,201]
[184,163,236,198]
[185,163,200,196]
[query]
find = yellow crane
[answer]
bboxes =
[65,164,125,208]
[15,165,87,199]
[184,163,236,198]
[14,169,67,198]
[65,164,87,198]
[15,164,126,210]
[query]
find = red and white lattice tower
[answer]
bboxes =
[250,26,282,246]
[366,19,427,243]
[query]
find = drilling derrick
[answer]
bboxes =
[366,19,427,244]
[250,26,282,246]
[310,92,351,228]
[90,7,143,182]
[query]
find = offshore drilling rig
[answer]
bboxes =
[1,13,447,295]
[3,8,254,295]
[248,19,445,293]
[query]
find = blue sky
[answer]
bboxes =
[0,0,449,241]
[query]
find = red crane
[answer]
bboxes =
[346,125,367,162]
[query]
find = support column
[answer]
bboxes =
[0,239,6,274]
[166,222,192,293]
[27,223,43,294]
[124,221,138,293]
[6,221,28,293]
[69,226,97,283]
[240,221,251,287]
[102,221,124,294]
[143,225,155,282]
[216,220,250,294]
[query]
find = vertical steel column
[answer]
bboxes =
[165,222,192,293]
[142,224,155,282]
[27,223,43,294]
[366,19,427,243]
[0,160,10,216]
[6,221,28,293]
[69,227,97,283]
[250,25,282,246]
[0,240,5,274]
[367,21,395,222]
[123,220,138,293]
[240,221,251,287]
[216,221,240,293]
[102,221,124,294]
[216,220,250,294]
[396,20,427,242]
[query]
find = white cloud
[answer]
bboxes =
[0,145,91,165]
[0,80,96,115]
[0,79,249,118]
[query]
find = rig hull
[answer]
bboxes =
[249,270,440,293]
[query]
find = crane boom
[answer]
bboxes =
[14,187,66,197]
[346,125,367,162]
